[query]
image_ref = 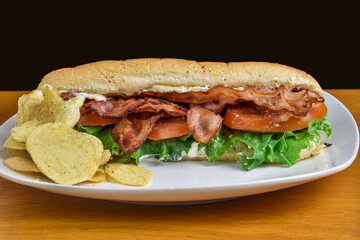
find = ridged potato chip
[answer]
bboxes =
[35,85,85,127]
[26,122,103,185]
[15,90,44,126]
[86,169,107,183]
[105,163,153,186]
[99,149,111,166]
[10,85,85,142]
[10,120,41,142]
[7,149,29,156]
[4,156,41,173]
[2,136,26,150]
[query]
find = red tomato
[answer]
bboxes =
[147,117,191,140]
[77,112,119,126]
[223,103,327,132]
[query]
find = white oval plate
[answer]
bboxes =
[0,92,358,205]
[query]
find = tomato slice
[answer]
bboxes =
[147,117,191,140]
[223,103,327,132]
[78,112,190,139]
[77,112,119,126]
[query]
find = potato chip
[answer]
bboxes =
[105,163,153,186]
[35,85,85,127]
[99,149,111,166]
[10,85,85,142]
[86,169,107,183]
[15,90,44,126]
[26,122,103,185]
[4,156,41,173]
[10,120,41,142]
[2,136,26,150]
[7,149,29,156]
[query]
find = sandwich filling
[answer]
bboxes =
[62,85,331,170]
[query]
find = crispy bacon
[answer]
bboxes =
[82,97,188,152]
[81,98,117,115]
[141,85,324,117]
[83,97,187,118]
[60,92,77,101]
[187,105,223,144]
[112,112,166,152]
[248,86,322,117]
[233,102,295,123]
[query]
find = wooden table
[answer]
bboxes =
[0,90,359,239]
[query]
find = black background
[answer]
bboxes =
[1,1,358,90]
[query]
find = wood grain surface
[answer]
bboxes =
[0,90,359,240]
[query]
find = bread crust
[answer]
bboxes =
[38,58,323,96]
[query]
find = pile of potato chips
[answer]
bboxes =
[2,85,153,186]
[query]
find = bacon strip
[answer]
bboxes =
[141,85,324,117]
[82,97,188,152]
[81,98,117,115]
[60,92,77,101]
[187,105,223,144]
[83,97,187,118]
[230,102,295,123]
[112,112,166,152]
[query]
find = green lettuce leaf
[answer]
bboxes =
[73,124,104,135]
[74,117,331,171]
[74,125,196,163]
[202,117,332,170]
[308,117,332,144]
[121,136,196,165]
[74,125,120,154]
[198,128,239,162]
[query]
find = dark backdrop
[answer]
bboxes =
[1,1,358,90]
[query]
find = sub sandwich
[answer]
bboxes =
[38,58,331,170]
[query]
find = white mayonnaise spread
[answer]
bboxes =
[183,142,206,158]
[233,86,244,91]
[140,142,208,162]
[59,90,107,101]
[74,92,107,101]
[138,154,159,162]
[143,85,246,93]
[143,85,210,93]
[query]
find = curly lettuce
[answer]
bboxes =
[202,118,331,170]
[74,117,331,170]
[74,125,120,154]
